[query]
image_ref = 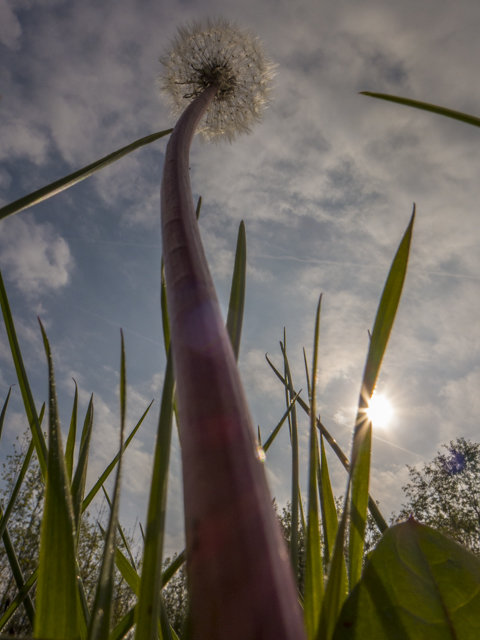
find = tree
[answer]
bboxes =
[396,437,480,554]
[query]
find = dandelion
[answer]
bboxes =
[160,18,275,141]
[159,19,305,640]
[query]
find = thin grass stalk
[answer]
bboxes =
[134,349,175,640]
[303,296,324,638]
[161,86,304,639]
[265,355,388,533]
[279,336,300,583]
[65,380,79,482]
[88,331,127,640]
[0,129,172,221]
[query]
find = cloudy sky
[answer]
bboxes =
[1,0,480,554]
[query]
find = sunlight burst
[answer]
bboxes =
[367,392,394,429]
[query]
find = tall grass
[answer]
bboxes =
[0,82,478,638]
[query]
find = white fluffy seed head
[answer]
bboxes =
[160,18,276,142]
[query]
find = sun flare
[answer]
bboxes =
[367,392,394,429]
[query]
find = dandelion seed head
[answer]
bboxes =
[160,18,276,142]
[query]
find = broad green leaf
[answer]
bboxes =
[135,349,175,640]
[34,320,80,640]
[226,220,246,360]
[303,296,324,638]
[88,331,126,640]
[65,380,79,482]
[349,210,414,590]
[0,129,172,221]
[82,399,152,512]
[0,272,47,476]
[361,92,480,128]
[334,519,480,639]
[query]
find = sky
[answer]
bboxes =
[1,0,480,555]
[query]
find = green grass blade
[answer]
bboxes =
[279,334,301,582]
[65,380,79,482]
[88,330,126,640]
[0,129,173,221]
[349,209,415,591]
[226,220,246,360]
[0,273,47,476]
[360,91,480,128]
[82,399,152,512]
[317,432,339,567]
[0,386,12,441]
[0,563,37,632]
[262,391,301,453]
[109,608,136,640]
[71,394,94,529]
[115,546,140,595]
[265,355,388,532]
[0,437,35,540]
[317,494,349,640]
[304,296,324,638]
[34,319,80,639]
[135,349,175,640]
[102,485,137,569]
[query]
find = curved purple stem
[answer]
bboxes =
[161,87,306,639]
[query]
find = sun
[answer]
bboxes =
[367,392,394,429]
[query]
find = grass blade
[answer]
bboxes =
[34,319,80,639]
[88,331,126,640]
[262,391,301,453]
[279,334,301,582]
[265,355,388,533]
[303,296,324,638]
[0,386,12,441]
[0,272,47,476]
[226,220,246,360]
[65,380,79,482]
[82,399,152,512]
[349,209,415,590]
[360,92,480,128]
[135,349,175,640]
[71,394,94,529]
[0,129,172,221]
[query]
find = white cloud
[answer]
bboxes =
[0,215,73,295]
[0,0,22,50]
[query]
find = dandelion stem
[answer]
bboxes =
[161,85,305,639]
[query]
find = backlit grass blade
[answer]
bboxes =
[71,394,94,529]
[265,355,388,533]
[0,129,173,221]
[65,380,79,482]
[318,431,339,566]
[226,220,246,360]
[115,546,140,595]
[317,493,349,640]
[279,334,300,581]
[303,296,324,638]
[82,399,152,512]
[34,319,80,640]
[135,349,175,640]
[262,391,301,453]
[349,209,415,591]
[0,272,47,476]
[360,92,480,128]
[88,330,126,640]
